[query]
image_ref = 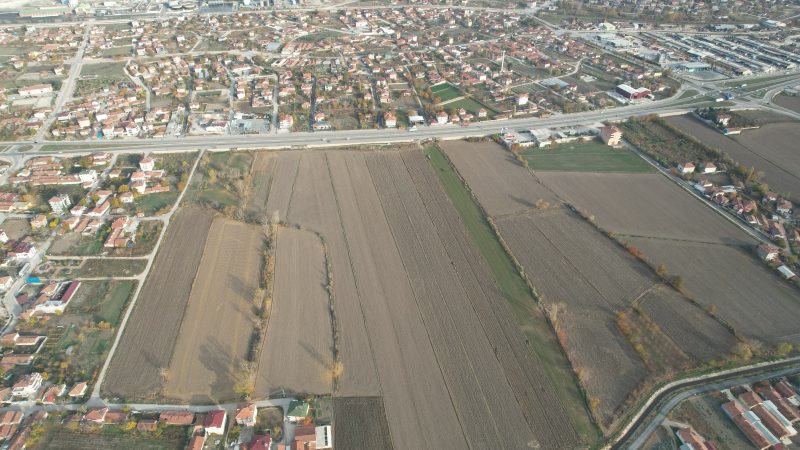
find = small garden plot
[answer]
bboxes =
[18,281,135,387]
[523,140,655,173]
[429,82,463,103]
[76,62,130,97]
[31,419,187,450]
[619,117,721,167]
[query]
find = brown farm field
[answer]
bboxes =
[248,149,581,449]
[101,208,214,400]
[496,209,651,427]
[441,139,558,216]
[245,151,276,216]
[164,218,264,403]
[256,226,334,397]
[625,237,800,347]
[774,94,800,114]
[536,171,754,245]
[666,114,800,198]
[333,397,393,450]
[638,286,737,362]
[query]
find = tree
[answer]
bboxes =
[734,342,754,361]
[656,264,668,277]
[670,275,685,290]
[777,343,793,356]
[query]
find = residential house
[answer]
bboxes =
[139,157,155,172]
[235,403,257,427]
[316,425,333,449]
[40,384,66,404]
[384,111,397,128]
[83,407,108,424]
[599,125,622,146]
[287,400,310,423]
[67,382,87,398]
[12,373,43,398]
[756,244,780,262]
[677,162,695,174]
[249,435,271,450]
[203,410,226,435]
[294,426,317,450]
[48,194,72,214]
[675,427,714,450]
[159,411,195,426]
[702,162,717,174]
[0,277,14,292]
[187,435,205,450]
[30,214,47,229]
[279,114,294,130]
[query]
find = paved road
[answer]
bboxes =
[1,91,699,155]
[34,24,93,142]
[615,357,800,450]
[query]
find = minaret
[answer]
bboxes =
[501,50,506,73]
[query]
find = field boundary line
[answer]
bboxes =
[92,150,204,401]
[402,149,563,445]
[366,152,479,449]
[323,153,390,443]
[282,152,302,221]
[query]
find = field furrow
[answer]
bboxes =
[102,208,214,399]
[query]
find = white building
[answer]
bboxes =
[316,425,333,449]
[12,372,43,398]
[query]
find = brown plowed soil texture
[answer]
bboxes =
[638,286,737,362]
[395,149,580,448]
[497,210,651,426]
[101,208,213,399]
[440,140,558,216]
[256,226,334,396]
[774,95,800,115]
[247,149,581,449]
[667,114,800,198]
[279,151,379,397]
[537,171,755,245]
[333,397,393,450]
[163,218,263,403]
[246,152,276,214]
[626,237,800,345]
[265,151,300,222]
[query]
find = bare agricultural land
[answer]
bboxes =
[775,94,800,114]
[625,237,800,347]
[496,209,651,427]
[666,114,800,197]
[164,218,263,403]
[332,397,393,450]
[256,226,334,397]
[245,152,276,216]
[441,139,557,216]
[249,149,580,449]
[102,208,213,400]
[537,172,754,245]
